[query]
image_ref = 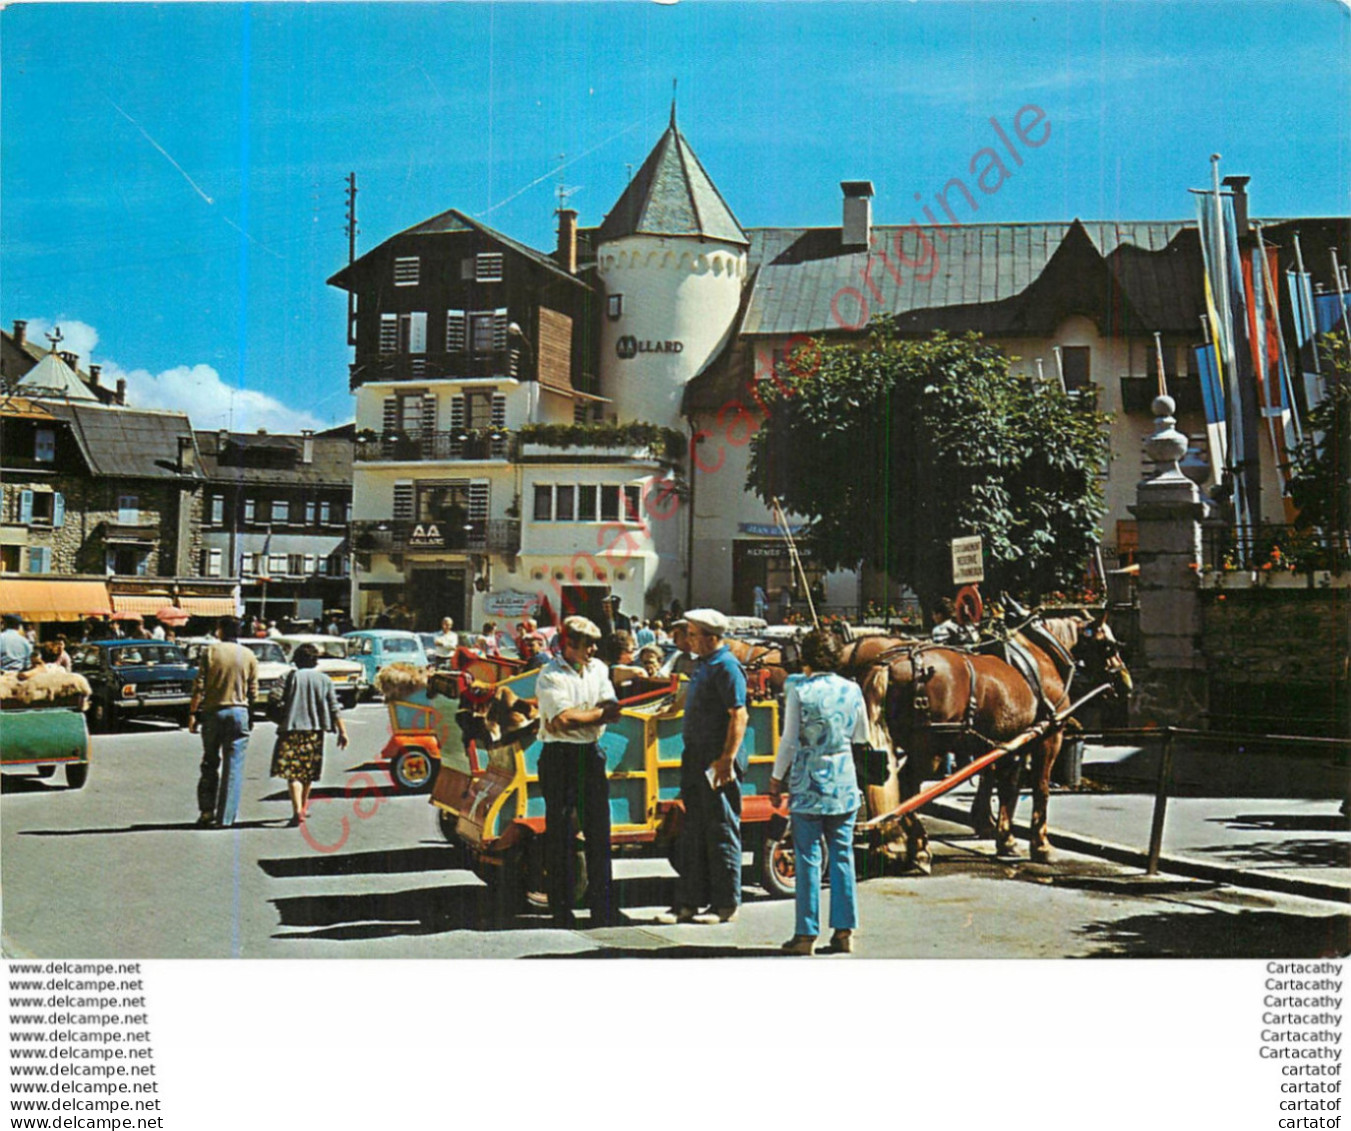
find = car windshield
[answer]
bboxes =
[382,637,419,654]
[315,641,349,659]
[241,641,287,664]
[110,645,186,667]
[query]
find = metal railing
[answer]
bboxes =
[1201,522,1345,572]
[354,430,513,463]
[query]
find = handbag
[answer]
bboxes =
[266,670,295,727]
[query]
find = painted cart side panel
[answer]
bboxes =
[0,708,90,767]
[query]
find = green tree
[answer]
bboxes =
[1288,333,1351,557]
[747,325,1110,612]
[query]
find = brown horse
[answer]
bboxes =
[850,614,1130,871]
[723,636,798,698]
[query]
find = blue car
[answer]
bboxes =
[70,640,197,731]
[343,630,428,698]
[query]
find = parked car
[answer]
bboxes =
[182,637,293,718]
[273,634,365,709]
[344,630,427,698]
[236,639,293,714]
[70,640,197,731]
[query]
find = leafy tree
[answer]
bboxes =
[1288,333,1351,558]
[747,324,1110,612]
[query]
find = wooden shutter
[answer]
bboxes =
[422,394,438,434]
[382,397,399,433]
[449,396,466,431]
[393,482,414,520]
[492,308,508,351]
[19,490,33,524]
[52,492,65,528]
[446,310,466,352]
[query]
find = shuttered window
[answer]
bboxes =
[393,482,414,520]
[27,547,51,574]
[400,312,427,354]
[467,482,489,528]
[379,314,398,353]
[393,257,420,286]
[382,397,400,434]
[446,309,466,351]
[421,394,437,434]
[476,253,504,282]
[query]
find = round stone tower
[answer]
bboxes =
[596,105,749,431]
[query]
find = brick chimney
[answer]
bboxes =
[557,209,578,275]
[12,320,27,346]
[115,378,127,405]
[1222,174,1251,237]
[301,429,314,465]
[177,436,196,473]
[841,181,874,249]
[89,364,102,388]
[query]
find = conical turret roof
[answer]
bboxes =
[596,108,748,248]
[16,351,98,401]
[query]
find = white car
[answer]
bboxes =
[236,639,294,714]
[273,635,366,709]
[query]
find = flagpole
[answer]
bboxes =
[1331,249,1351,362]
[1152,332,1169,399]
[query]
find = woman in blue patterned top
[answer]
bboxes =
[769,629,870,955]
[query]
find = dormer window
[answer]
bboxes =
[607,295,623,321]
[393,257,420,286]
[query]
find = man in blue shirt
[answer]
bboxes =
[659,608,748,924]
[0,614,33,672]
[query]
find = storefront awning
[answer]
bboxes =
[0,579,112,621]
[178,596,238,617]
[111,593,172,616]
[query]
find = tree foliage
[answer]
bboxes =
[1288,333,1351,545]
[747,324,1110,609]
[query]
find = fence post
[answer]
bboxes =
[1146,727,1175,875]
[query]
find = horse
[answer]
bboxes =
[850,613,1131,871]
[722,635,801,699]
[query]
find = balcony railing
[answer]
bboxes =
[1120,375,1203,415]
[352,518,520,556]
[350,349,526,385]
[354,430,513,463]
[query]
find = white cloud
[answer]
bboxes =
[20,317,325,434]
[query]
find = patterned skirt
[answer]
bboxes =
[271,729,324,784]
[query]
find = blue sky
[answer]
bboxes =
[2,0,1347,431]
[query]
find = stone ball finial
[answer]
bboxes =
[1144,394,1188,472]
[1152,394,1176,417]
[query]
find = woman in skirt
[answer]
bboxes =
[272,642,349,826]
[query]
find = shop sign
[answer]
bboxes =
[408,523,444,549]
[738,523,809,537]
[616,335,683,359]
[484,589,540,617]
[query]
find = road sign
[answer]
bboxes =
[951,536,984,584]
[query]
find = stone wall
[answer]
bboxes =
[1200,586,1349,736]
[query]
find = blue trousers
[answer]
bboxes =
[792,809,858,937]
[675,772,741,911]
[197,707,251,826]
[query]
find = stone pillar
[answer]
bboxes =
[1128,395,1210,726]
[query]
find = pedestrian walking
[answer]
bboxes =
[534,616,622,927]
[769,629,869,955]
[752,583,768,621]
[658,608,748,925]
[188,616,259,829]
[270,643,349,827]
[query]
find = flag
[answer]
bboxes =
[256,528,273,582]
[1287,267,1325,413]
[1194,343,1228,485]
[1314,291,1351,336]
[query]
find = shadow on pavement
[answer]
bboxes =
[1213,812,1351,834]
[1,776,67,795]
[529,944,790,959]
[1186,838,1350,870]
[20,818,285,836]
[268,873,749,941]
[1078,907,1350,958]
[258,844,465,879]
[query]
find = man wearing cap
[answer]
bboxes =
[534,616,623,927]
[0,614,33,672]
[661,608,748,924]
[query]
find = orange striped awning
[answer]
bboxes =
[111,593,172,616]
[0,579,112,622]
[178,596,238,617]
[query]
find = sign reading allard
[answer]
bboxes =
[408,523,445,549]
[950,535,984,585]
[616,335,683,359]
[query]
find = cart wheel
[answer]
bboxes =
[759,825,797,899]
[65,763,89,790]
[436,807,459,843]
[35,766,57,779]
[389,747,435,792]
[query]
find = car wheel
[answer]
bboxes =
[389,747,435,792]
[65,763,89,790]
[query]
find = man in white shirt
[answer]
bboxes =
[534,616,622,927]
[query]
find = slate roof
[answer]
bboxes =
[196,430,353,487]
[328,209,584,290]
[42,402,204,481]
[682,214,1350,413]
[595,111,748,248]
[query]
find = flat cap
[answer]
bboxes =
[684,608,729,635]
[562,615,602,640]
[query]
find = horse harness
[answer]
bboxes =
[877,618,1076,750]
